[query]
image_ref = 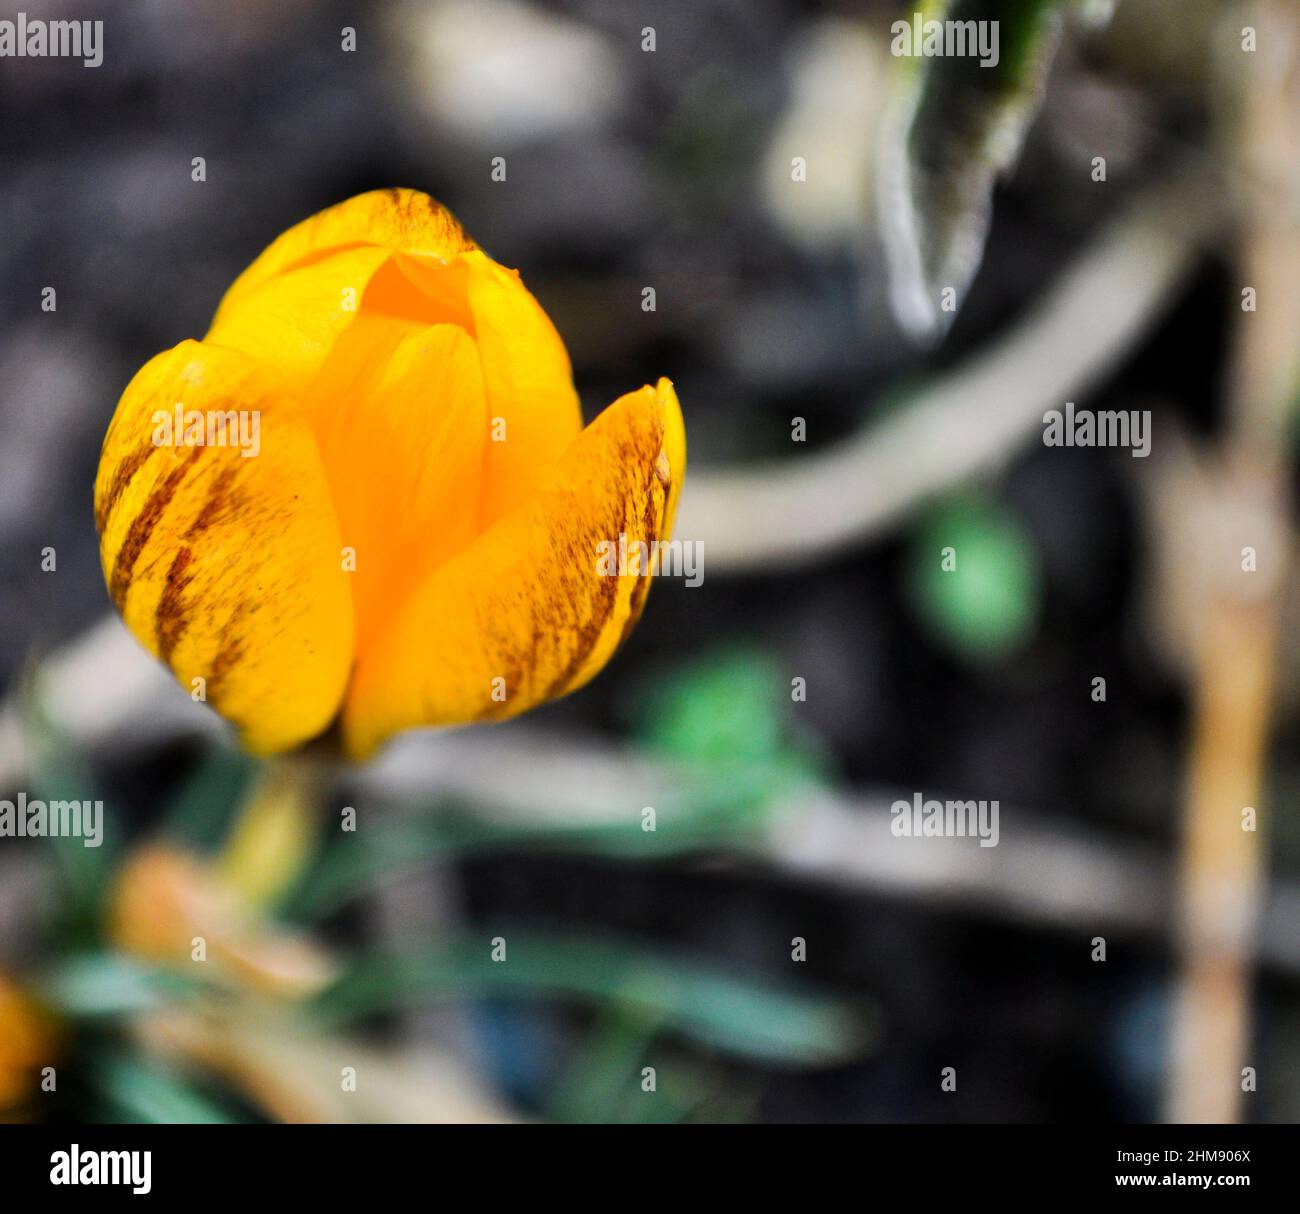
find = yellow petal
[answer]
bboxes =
[342,379,685,758]
[461,250,584,521]
[366,249,583,521]
[204,245,393,387]
[299,312,488,651]
[216,188,476,319]
[365,252,476,330]
[94,341,353,755]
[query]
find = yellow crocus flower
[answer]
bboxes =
[94,189,685,758]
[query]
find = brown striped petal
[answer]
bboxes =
[342,379,684,759]
[94,340,353,755]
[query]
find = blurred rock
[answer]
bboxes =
[392,0,627,146]
[761,17,885,255]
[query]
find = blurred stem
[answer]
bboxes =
[1169,594,1278,1123]
[214,750,330,911]
[1166,0,1300,1124]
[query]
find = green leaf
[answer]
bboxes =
[36,954,194,1017]
[878,0,1076,337]
[161,746,260,853]
[24,723,118,935]
[311,932,873,1067]
[91,1054,240,1124]
[545,1011,667,1123]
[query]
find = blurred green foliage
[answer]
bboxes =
[17,644,872,1124]
[907,493,1041,661]
[313,930,870,1068]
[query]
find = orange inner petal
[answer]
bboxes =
[288,247,584,661]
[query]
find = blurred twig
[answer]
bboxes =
[355,731,1300,972]
[1166,0,1300,1125]
[677,170,1222,572]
